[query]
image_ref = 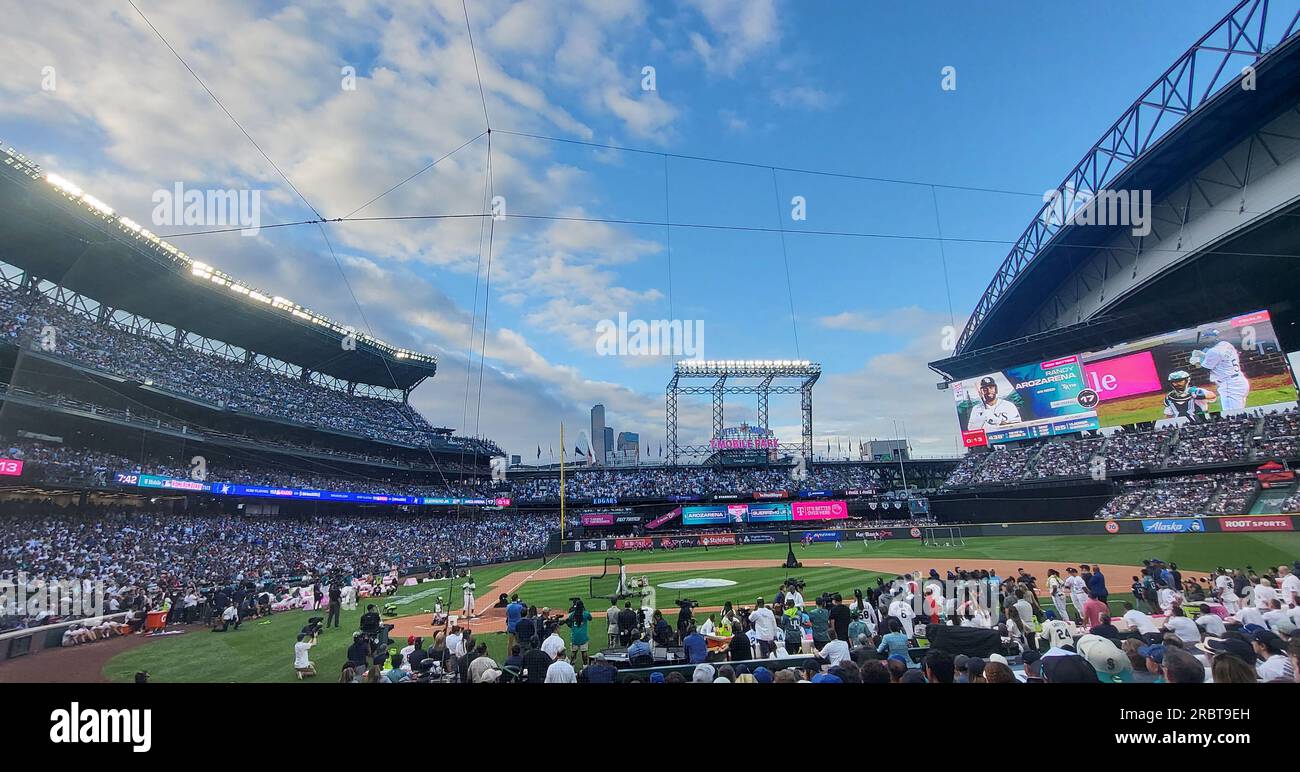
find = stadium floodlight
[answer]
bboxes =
[45,172,82,197]
[81,193,113,216]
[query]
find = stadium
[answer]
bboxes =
[2,3,1300,738]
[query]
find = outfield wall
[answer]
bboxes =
[559,514,1297,553]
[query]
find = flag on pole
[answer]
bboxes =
[536,445,541,459]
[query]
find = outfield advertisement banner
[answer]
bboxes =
[700,533,737,546]
[1217,515,1294,532]
[681,505,729,526]
[791,500,848,521]
[614,537,654,550]
[1141,518,1205,533]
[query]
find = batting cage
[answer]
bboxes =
[589,556,626,600]
[921,526,966,548]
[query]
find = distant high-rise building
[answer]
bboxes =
[591,404,606,463]
[617,431,640,458]
[603,427,614,461]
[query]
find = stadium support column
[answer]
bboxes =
[711,375,727,448]
[800,371,818,463]
[757,374,774,434]
[666,373,679,467]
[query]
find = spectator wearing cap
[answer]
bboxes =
[583,652,617,683]
[1161,648,1205,683]
[1253,630,1293,681]
[1042,652,1098,683]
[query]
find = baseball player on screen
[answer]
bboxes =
[1163,370,1215,422]
[965,376,1022,430]
[1189,329,1249,410]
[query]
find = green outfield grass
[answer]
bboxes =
[102,531,1300,683]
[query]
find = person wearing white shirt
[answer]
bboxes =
[1262,602,1296,635]
[293,634,316,679]
[544,651,577,683]
[1162,607,1200,644]
[541,630,566,660]
[1064,571,1088,620]
[1253,579,1278,610]
[749,599,778,657]
[888,595,915,639]
[698,615,716,637]
[1279,566,1300,606]
[1219,586,1241,614]
[1121,603,1160,642]
[1235,606,1266,629]
[1195,609,1226,637]
[1157,586,1180,615]
[445,629,464,658]
[817,629,850,666]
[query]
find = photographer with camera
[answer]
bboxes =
[675,598,697,642]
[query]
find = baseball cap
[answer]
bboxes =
[810,673,843,684]
[1042,653,1099,683]
[1196,636,1254,662]
[1021,650,1042,667]
[753,666,774,684]
[1138,644,1166,664]
[649,672,665,683]
[592,652,606,660]
[1076,634,1131,681]
[979,376,996,387]
[1252,629,1286,654]
[965,657,986,677]
[888,653,911,666]
[988,652,1009,666]
[899,670,927,683]
[954,654,970,671]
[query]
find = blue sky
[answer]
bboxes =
[0,0,1241,458]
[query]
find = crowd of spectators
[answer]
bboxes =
[0,284,501,455]
[945,411,1292,490]
[971,446,1036,484]
[1028,438,1104,479]
[0,503,556,631]
[1095,473,1253,518]
[432,560,1300,684]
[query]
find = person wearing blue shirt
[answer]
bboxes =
[506,595,524,648]
[876,617,910,658]
[1089,565,1108,601]
[682,626,708,664]
[627,634,653,666]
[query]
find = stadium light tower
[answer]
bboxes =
[665,359,820,466]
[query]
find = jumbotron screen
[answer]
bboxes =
[955,309,1300,446]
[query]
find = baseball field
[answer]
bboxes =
[59,530,1300,683]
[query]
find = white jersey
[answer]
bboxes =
[967,398,1022,430]
[1199,341,1245,385]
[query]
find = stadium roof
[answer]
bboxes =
[0,149,437,391]
[954,0,1300,358]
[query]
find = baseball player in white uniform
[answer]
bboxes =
[1190,330,1249,411]
[1047,570,1070,622]
[1064,569,1088,621]
[966,376,1022,430]
[461,576,477,617]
